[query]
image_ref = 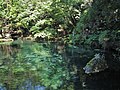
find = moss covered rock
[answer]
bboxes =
[83,53,108,74]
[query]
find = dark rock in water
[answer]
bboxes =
[83,53,108,74]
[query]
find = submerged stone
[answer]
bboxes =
[83,53,108,74]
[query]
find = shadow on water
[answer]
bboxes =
[0,40,120,90]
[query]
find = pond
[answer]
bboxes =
[0,40,120,90]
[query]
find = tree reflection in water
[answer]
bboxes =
[1,40,120,90]
[0,40,74,90]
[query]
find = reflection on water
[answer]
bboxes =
[0,40,75,90]
[0,40,120,90]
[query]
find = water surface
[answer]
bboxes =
[0,40,120,90]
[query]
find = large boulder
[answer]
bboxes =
[83,53,108,74]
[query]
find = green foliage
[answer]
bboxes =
[0,0,119,45]
[74,0,120,46]
[0,0,83,40]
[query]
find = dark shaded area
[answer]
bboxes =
[84,69,120,90]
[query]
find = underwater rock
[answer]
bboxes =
[83,53,108,74]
